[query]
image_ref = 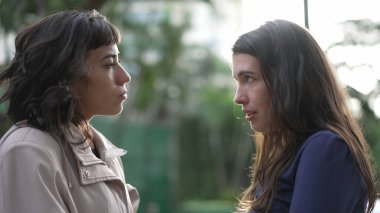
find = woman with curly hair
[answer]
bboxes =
[0,10,139,213]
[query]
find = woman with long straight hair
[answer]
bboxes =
[232,19,377,213]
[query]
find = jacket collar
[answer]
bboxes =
[91,127,127,166]
[66,124,127,185]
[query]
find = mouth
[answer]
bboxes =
[119,91,127,100]
[243,110,257,121]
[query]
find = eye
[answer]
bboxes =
[104,57,120,68]
[246,76,254,82]
[105,60,119,68]
[106,63,116,68]
[243,75,256,83]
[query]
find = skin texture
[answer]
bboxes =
[232,53,271,133]
[73,44,131,120]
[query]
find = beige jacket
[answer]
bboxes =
[0,122,139,213]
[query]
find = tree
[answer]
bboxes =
[0,1,252,212]
[327,19,380,190]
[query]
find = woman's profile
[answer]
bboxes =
[0,9,139,213]
[232,19,377,213]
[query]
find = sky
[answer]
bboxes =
[237,0,380,47]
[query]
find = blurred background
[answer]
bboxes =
[0,0,379,212]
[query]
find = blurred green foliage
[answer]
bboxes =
[0,0,252,212]
[0,0,379,212]
[179,200,235,213]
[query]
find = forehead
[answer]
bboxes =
[232,53,261,76]
[87,44,119,60]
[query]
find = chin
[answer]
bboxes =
[102,107,124,116]
[250,123,267,133]
[113,106,124,115]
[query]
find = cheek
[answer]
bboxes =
[263,93,271,108]
[249,88,268,103]
[72,81,87,100]
[260,83,271,103]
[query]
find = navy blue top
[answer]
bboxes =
[250,130,368,213]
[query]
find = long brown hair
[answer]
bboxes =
[232,20,377,213]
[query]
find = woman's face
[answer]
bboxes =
[73,44,131,120]
[232,53,271,133]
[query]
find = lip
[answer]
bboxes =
[243,109,257,121]
[119,90,127,100]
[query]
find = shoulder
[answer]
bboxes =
[0,125,66,180]
[299,130,347,154]
[304,130,343,144]
[294,130,355,174]
[0,124,61,158]
[286,130,368,212]
[284,130,350,174]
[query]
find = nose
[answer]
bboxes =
[117,64,131,85]
[234,86,248,105]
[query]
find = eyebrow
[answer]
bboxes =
[234,70,256,79]
[101,52,119,61]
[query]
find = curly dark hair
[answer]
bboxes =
[0,9,120,143]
